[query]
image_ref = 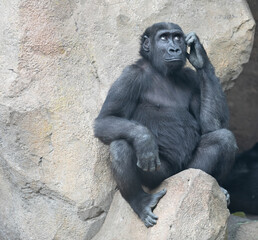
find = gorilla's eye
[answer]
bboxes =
[160,34,168,41]
[174,35,181,41]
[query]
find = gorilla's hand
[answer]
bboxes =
[185,32,208,69]
[133,127,160,172]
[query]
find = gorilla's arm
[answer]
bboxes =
[94,65,161,171]
[186,32,229,134]
[94,66,141,144]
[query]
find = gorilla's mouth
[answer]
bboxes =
[165,58,183,62]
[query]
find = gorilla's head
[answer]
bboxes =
[140,22,187,74]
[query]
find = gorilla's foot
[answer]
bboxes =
[220,187,230,206]
[131,189,167,228]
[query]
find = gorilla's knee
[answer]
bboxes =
[216,129,237,152]
[110,140,133,166]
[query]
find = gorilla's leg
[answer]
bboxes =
[110,140,166,227]
[187,129,237,204]
[188,129,237,182]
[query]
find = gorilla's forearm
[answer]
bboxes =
[197,62,229,134]
[186,32,229,134]
[94,116,153,145]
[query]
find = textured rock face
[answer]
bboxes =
[227,0,258,151]
[0,0,254,239]
[227,215,258,240]
[93,169,230,240]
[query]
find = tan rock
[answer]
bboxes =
[93,169,230,240]
[0,0,254,239]
[234,222,258,240]
[227,215,258,240]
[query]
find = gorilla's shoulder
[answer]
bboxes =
[113,59,148,90]
[119,59,151,80]
[120,59,145,75]
[181,67,200,88]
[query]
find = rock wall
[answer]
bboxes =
[0,0,255,239]
[227,0,258,151]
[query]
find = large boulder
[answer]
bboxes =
[0,0,255,239]
[226,0,258,151]
[93,169,230,240]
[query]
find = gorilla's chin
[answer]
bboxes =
[167,60,185,72]
[152,59,185,76]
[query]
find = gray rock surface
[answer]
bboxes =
[93,169,230,240]
[0,0,255,239]
[227,215,258,240]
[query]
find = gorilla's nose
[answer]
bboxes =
[168,47,182,55]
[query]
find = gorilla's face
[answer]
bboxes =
[152,28,187,73]
[140,23,187,75]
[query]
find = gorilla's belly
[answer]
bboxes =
[132,106,201,165]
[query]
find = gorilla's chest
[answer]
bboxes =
[142,77,191,109]
[132,76,200,142]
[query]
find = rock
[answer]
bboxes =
[227,215,258,240]
[93,169,230,240]
[0,0,254,239]
[226,0,258,151]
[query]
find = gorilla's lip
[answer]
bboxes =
[165,58,183,62]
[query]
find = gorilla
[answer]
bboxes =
[94,22,237,227]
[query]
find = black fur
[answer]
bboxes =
[223,143,258,214]
[94,22,237,227]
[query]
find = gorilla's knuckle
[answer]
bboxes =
[218,129,236,144]
[137,161,143,168]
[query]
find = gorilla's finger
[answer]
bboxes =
[155,157,161,170]
[149,211,158,220]
[185,32,196,42]
[141,159,149,171]
[186,36,195,46]
[146,215,157,225]
[136,160,145,170]
[149,160,156,172]
[144,218,154,228]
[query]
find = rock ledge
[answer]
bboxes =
[93,169,229,240]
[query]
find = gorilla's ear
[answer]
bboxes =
[142,35,150,52]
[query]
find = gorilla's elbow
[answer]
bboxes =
[93,118,110,145]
